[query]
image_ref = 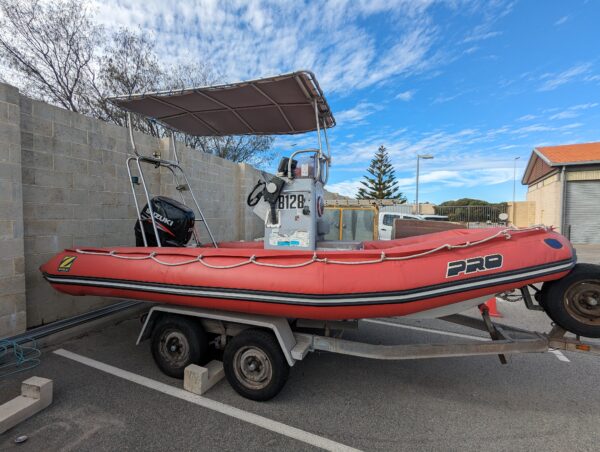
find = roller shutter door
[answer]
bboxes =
[565,180,600,244]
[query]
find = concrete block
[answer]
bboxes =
[0,258,14,276]
[13,256,24,275]
[0,83,19,104]
[21,113,53,137]
[0,180,13,202]
[9,143,21,165]
[0,275,26,297]
[183,361,225,395]
[72,113,101,134]
[53,122,87,145]
[52,107,74,127]
[22,149,53,170]
[33,135,69,156]
[32,99,57,122]
[21,167,35,185]
[0,310,26,336]
[0,101,8,122]
[73,173,104,191]
[19,95,32,115]
[23,203,74,221]
[24,219,58,236]
[0,239,24,259]
[0,162,22,182]
[32,168,73,189]
[90,133,117,152]
[21,377,53,404]
[18,131,31,153]
[100,122,130,141]
[0,293,25,317]
[0,377,53,434]
[69,142,103,163]
[54,155,88,174]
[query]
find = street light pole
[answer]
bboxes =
[416,154,434,215]
[512,156,520,224]
[416,157,420,214]
[513,156,520,205]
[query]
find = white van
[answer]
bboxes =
[378,212,449,240]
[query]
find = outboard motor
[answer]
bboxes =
[135,196,195,247]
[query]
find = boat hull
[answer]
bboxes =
[40,228,575,320]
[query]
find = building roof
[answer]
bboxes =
[522,141,600,185]
[535,141,600,165]
[107,71,335,137]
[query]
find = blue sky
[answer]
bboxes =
[92,0,600,203]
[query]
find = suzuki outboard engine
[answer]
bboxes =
[135,196,195,247]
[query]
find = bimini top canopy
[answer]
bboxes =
[108,71,335,137]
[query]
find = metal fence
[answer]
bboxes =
[434,205,508,228]
[379,204,413,214]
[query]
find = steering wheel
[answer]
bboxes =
[247,180,265,207]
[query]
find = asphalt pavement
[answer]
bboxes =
[1,244,599,451]
[1,300,599,452]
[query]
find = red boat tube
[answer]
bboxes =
[40,227,575,320]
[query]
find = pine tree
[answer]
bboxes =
[356,145,406,200]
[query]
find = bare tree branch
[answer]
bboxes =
[0,1,274,165]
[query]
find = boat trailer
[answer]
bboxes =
[137,303,600,401]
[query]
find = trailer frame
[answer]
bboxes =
[137,303,600,399]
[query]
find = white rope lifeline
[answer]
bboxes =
[75,226,547,270]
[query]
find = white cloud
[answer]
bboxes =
[511,122,582,135]
[395,89,416,101]
[548,102,598,120]
[570,102,599,110]
[538,63,593,91]
[517,114,537,121]
[326,178,363,198]
[554,15,569,26]
[462,0,513,43]
[335,102,383,125]
[550,111,578,120]
[86,0,447,94]
[463,30,502,43]
[432,89,471,104]
[328,167,515,199]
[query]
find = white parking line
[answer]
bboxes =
[362,319,571,363]
[53,348,360,452]
[549,349,571,362]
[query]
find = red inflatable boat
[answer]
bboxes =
[41,227,575,320]
[39,71,600,342]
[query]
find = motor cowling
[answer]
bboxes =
[135,196,195,247]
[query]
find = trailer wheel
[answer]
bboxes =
[151,315,208,379]
[541,264,600,338]
[223,329,289,401]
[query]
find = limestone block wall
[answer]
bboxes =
[507,201,536,227]
[0,84,26,336]
[526,174,562,231]
[0,83,268,336]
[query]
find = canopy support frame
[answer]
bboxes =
[125,118,218,248]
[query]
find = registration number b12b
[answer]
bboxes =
[277,194,306,209]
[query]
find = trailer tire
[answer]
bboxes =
[151,315,208,379]
[541,264,600,338]
[223,329,289,401]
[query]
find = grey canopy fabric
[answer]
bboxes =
[108,71,335,137]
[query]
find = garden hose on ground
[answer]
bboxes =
[0,337,41,378]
